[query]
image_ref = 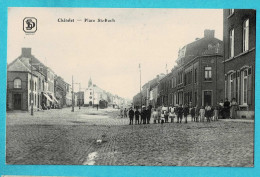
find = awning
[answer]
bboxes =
[52,96,59,103]
[43,93,53,102]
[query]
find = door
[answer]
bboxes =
[203,91,212,106]
[13,93,22,110]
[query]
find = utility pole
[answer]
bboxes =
[139,64,142,111]
[30,58,33,116]
[75,82,81,109]
[72,75,74,112]
[79,83,81,109]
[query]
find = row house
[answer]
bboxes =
[156,30,224,108]
[136,29,225,109]
[7,48,59,111]
[65,83,72,106]
[175,30,224,107]
[54,76,67,108]
[223,9,255,119]
[158,67,178,107]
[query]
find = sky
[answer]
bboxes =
[7,8,223,99]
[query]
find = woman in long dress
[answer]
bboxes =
[230,98,238,119]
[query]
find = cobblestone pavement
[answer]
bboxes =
[6,107,254,166]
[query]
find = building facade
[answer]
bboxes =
[223,9,256,119]
[7,48,51,111]
[135,29,225,109]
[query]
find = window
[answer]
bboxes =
[229,29,234,58]
[241,68,252,105]
[229,9,234,15]
[229,73,236,100]
[42,80,45,91]
[242,70,248,104]
[204,67,212,81]
[243,19,249,52]
[35,82,37,91]
[14,79,22,88]
[194,92,197,106]
[184,73,187,85]
[194,69,197,83]
[39,78,41,90]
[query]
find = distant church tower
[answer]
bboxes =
[88,77,92,87]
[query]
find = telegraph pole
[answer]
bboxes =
[30,58,33,116]
[72,75,74,112]
[139,64,142,111]
[75,82,81,109]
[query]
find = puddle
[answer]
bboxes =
[83,152,98,165]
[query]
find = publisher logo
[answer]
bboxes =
[23,17,37,33]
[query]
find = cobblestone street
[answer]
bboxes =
[6,107,254,166]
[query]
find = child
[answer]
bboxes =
[205,105,211,122]
[161,110,165,124]
[213,106,219,121]
[195,106,199,122]
[152,108,159,124]
[199,106,205,122]
[165,110,169,123]
[169,107,175,123]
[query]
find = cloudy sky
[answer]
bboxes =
[7,8,223,99]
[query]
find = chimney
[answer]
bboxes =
[204,29,215,38]
[21,48,32,57]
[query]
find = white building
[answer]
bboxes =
[84,78,108,106]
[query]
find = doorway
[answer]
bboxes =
[13,93,22,110]
[203,91,212,106]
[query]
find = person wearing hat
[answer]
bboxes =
[134,107,140,124]
[146,105,152,124]
[128,107,135,125]
[141,106,147,124]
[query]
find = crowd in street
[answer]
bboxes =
[121,98,239,125]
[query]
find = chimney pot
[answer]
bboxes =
[21,48,32,57]
[204,29,215,38]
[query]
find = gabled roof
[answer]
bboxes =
[7,56,38,72]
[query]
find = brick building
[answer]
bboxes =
[135,29,225,109]
[6,48,61,111]
[54,76,67,108]
[223,9,256,118]
[7,48,48,111]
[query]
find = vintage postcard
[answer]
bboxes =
[6,8,255,167]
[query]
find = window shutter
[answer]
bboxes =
[247,69,252,105]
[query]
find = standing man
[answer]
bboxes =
[128,107,135,125]
[146,106,152,124]
[177,104,183,123]
[134,107,140,124]
[183,104,189,123]
[141,106,147,124]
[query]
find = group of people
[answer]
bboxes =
[126,98,239,125]
[128,106,152,125]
